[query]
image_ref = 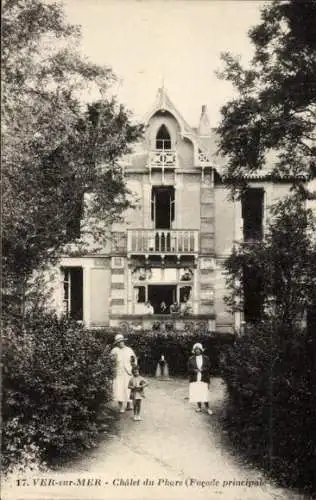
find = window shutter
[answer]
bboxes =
[151,191,156,222]
[170,189,175,222]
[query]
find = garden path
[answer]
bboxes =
[3,378,304,500]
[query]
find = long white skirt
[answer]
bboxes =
[189,382,209,403]
[112,372,131,402]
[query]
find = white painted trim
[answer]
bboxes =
[83,267,91,327]
[127,267,133,314]
[234,197,243,243]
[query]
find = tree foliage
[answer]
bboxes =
[2,0,143,287]
[220,320,315,494]
[217,0,316,191]
[2,313,115,473]
[225,195,316,329]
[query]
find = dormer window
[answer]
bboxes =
[156,124,171,150]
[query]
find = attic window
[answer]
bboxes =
[156,125,171,150]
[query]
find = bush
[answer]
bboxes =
[2,313,115,474]
[93,329,234,377]
[220,320,315,494]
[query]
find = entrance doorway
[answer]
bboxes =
[148,285,176,314]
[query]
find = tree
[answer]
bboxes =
[222,195,316,494]
[2,0,143,313]
[217,0,316,192]
[225,195,316,330]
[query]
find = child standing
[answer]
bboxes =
[128,366,148,421]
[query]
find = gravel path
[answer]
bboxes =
[2,378,306,500]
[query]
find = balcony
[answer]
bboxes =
[109,315,216,334]
[147,150,177,169]
[127,229,199,255]
[196,149,213,168]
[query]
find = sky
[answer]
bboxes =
[62,0,266,128]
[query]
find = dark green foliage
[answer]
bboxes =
[2,0,143,313]
[217,0,316,193]
[225,195,316,328]
[222,193,316,494]
[2,313,115,473]
[220,321,315,494]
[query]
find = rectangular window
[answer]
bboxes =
[62,267,83,321]
[179,286,192,303]
[156,138,171,150]
[243,266,263,323]
[241,188,264,240]
[134,286,146,303]
[151,186,175,229]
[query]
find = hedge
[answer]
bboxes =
[2,318,234,474]
[92,329,234,377]
[220,321,315,495]
[2,313,115,474]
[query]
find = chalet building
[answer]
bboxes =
[50,88,310,334]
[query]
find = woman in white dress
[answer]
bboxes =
[110,334,137,413]
[187,343,213,415]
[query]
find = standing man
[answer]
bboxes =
[111,334,137,413]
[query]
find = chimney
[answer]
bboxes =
[198,105,211,136]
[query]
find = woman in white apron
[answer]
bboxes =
[187,343,213,415]
[111,334,137,413]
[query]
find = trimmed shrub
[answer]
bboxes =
[220,321,315,494]
[2,313,115,474]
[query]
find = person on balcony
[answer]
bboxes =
[160,301,167,314]
[144,301,154,315]
[181,295,192,315]
[170,301,180,315]
[187,343,213,415]
[111,334,137,413]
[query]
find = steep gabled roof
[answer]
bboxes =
[145,87,194,138]
[125,88,309,182]
[145,87,220,166]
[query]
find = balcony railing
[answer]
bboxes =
[147,150,177,168]
[127,229,199,254]
[196,149,212,167]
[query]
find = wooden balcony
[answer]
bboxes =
[197,149,211,165]
[147,150,178,168]
[127,229,199,255]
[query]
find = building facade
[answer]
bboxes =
[50,88,302,334]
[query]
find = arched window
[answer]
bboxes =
[156,124,171,150]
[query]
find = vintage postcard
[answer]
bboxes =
[2,0,315,499]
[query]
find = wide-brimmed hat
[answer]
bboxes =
[114,333,127,345]
[192,342,204,353]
